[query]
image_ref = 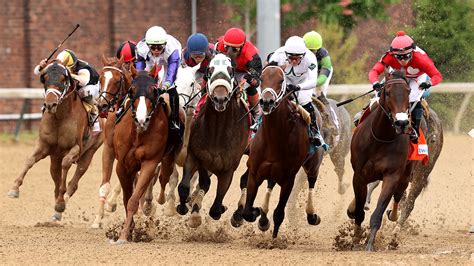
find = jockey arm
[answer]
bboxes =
[368,61,385,84]
[316,56,332,87]
[162,49,180,88]
[71,69,91,87]
[244,54,263,91]
[420,57,443,86]
[135,54,146,71]
[298,62,318,91]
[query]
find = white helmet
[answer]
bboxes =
[145,26,168,45]
[284,36,306,55]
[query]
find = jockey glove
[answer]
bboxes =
[244,73,260,87]
[372,82,383,92]
[419,81,432,90]
[161,81,172,90]
[287,84,300,92]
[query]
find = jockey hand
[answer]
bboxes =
[39,58,48,70]
[287,84,300,92]
[244,73,259,87]
[419,81,432,90]
[161,81,172,90]
[372,82,383,92]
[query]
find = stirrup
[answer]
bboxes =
[409,128,419,143]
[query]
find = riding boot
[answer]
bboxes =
[167,86,181,134]
[247,90,261,131]
[410,102,423,144]
[303,103,326,148]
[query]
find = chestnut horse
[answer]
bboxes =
[347,71,418,251]
[8,61,104,221]
[176,54,249,228]
[111,66,180,243]
[234,65,325,238]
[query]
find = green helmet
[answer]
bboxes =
[303,31,323,51]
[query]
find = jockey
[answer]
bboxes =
[268,36,326,147]
[136,26,182,133]
[116,40,137,68]
[368,31,443,143]
[35,49,101,133]
[303,30,338,135]
[215,27,262,119]
[181,33,215,87]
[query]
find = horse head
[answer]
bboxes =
[259,64,287,115]
[380,70,411,134]
[175,63,201,110]
[129,64,161,132]
[97,55,132,116]
[207,54,235,112]
[40,60,74,114]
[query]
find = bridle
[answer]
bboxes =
[260,66,288,114]
[130,79,164,125]
[98,66,126,112]
[42,63,74,105]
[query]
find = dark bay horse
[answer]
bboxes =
[91,56,133,228]
[347,71,417,251]
[111,66,179,244]
[364,106,443,226]
[176,54,249,228]
[8,61,104,221]
[234,65,325,238]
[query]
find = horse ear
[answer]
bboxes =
[102,54,108,66]
[149,64,157,77]
[191,62,201,73]
[117,55,124,67]
[130,64,137,78]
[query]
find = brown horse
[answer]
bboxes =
[111,66,179,244]
[7,61,104,221]
[176,54,249,228]
[90,56,133,228]
[234,65,325,238]
[347,71,417,251]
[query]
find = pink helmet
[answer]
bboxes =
[390,31,415,53]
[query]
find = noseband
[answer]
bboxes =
[130,81,163,123]
[42,63,73,105]
[99,66,126,111]
[260,66,288,114]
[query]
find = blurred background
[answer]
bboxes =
[0,0,472,136]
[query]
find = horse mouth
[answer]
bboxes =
[260,99,275,115]
[210,96,229,112]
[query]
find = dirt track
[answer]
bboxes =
[0,134,472,264]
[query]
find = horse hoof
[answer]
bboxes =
[51,212,62,221]
[258,215,270,232]
[243,207,261,222]
[143,202,156,217]
[347,209,355,220]
[338,184,349,195]
[54,202,66,213]
[187,212,202,228]
[164,205,177,217]
[307,213,321,225]
[7,189,19,198]
[386,209,398,222]
[176,204,189,216]
[105,203,117,213]
[230,211,243,228]
[110,239,127,245]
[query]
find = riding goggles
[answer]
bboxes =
[286,52,304,61]
[148,44,165,51]
[394,52,412,61]
[224,45,242,53]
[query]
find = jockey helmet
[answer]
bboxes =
[303,31,322,51]
[390,31,415,54]
[223,27,246,47]
[116,40,137,62]
[145,26,168,45]
[284,36,306,55]
[56,49,77,68]
[187,33,209,55]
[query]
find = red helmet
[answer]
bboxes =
[116,41,137,62]
[223,27,246,47]
[390,31,415,53]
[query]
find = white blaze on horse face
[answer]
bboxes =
[136,96,148,124]
[103,71,113,93]
[395,112,409,121]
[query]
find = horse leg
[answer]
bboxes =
[66,146,99,198]
[8,140,49,198]
[305,175,321,226]
[92,140,115,228]
[387,178,409,223]
[399,174,428,226]
[54,145,80,218]
[242,173,263,223]
[188,168,210,228]
[330,152,349,194]
[157,156,175,214]
[365,180,381,210]
[209,171,233,220]
[257,180,276,232]
[177,154,198,215]
[187,172,200,205]
[231,169,249,228]
[105,182,121,212]
[163,165,179,216]
[348,175,367,245]
[142,172,157,217]
[116,161,156,243]
[367,176,398,251]
[50,155,63,221]
[272,179,294,238]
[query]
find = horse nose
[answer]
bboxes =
[394,119,409,127]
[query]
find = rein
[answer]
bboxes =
[43,63,73,105]
[98,66,126,111]
[260,66,290,114]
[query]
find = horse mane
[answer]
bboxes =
[385,69,407,83]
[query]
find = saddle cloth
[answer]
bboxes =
[407,128,429,165]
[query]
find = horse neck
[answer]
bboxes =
[261,99,295,141]
[371,105,397,139]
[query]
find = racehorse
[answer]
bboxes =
[111,65,180,244]
[176,54,250,228]
[347,70,418,251]
[91,55,133,228]
[233,64,325,238]
[7,61,104,221]
[364,106,443,226]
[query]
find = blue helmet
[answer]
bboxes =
[187,33,209,54]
